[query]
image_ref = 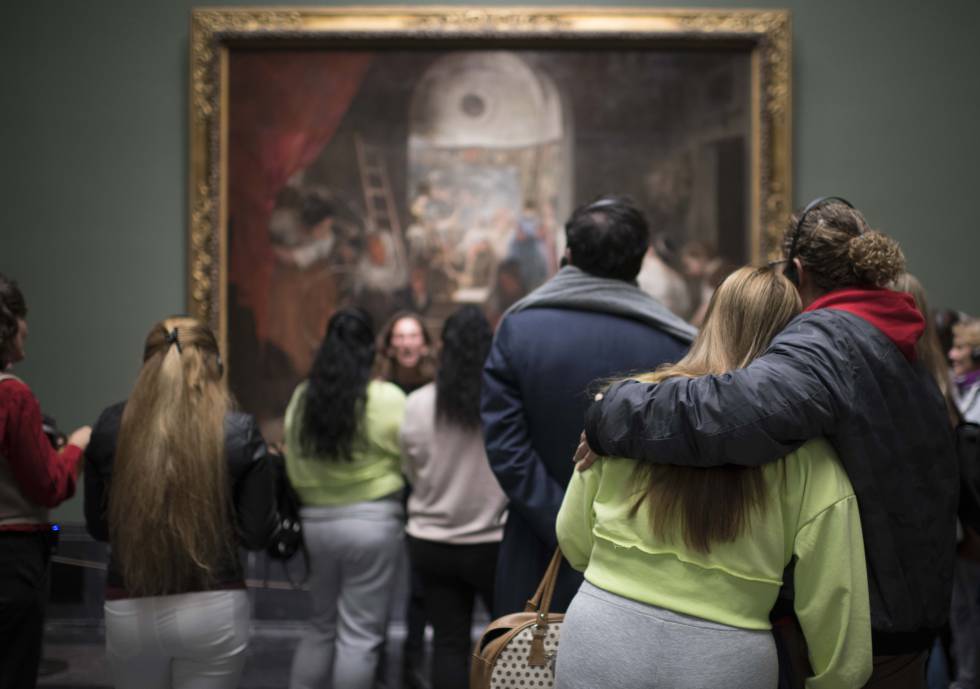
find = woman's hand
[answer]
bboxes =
[67,425,92,451]
[574,391,603,472]
[574,430,598,472]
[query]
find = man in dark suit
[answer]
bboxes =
[481,195,695,616]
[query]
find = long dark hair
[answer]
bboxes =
[436,305,492,430]
[301,308,376,460]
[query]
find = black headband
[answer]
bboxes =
[165,327,182,354]
[786,196,856,264]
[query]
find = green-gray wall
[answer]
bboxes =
[2,0,978,522]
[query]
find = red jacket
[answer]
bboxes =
[0,376,82,529]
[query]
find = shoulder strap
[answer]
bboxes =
[524,547,563,615]
[523,547,564,667]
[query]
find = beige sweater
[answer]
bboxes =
[399,383,507,544]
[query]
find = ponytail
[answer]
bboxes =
[847,231,905,287]
[110,317,232,596]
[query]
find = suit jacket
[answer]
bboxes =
[481,306,688,616]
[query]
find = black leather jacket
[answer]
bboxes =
[586,307,958,655]
[84,401,278,594]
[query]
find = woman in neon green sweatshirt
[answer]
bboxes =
[285,308,406,689]
[556,266,871,689]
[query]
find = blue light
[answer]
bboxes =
[51,524,60,531]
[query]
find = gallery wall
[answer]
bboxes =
[2,0,978,522]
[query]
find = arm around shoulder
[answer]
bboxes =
[584,316,848,468]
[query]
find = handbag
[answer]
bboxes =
[470,548,564,689]
[264,451,309,587]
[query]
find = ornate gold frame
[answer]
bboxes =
[188,6,791,339]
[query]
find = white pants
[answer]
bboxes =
[104,589,250,689]
[290,498,405,689]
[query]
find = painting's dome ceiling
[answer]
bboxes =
[409,52,563,149]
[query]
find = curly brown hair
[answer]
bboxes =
[0,274,27,368]
[783,202,905,291]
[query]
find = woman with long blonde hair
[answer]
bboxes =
[557,267,872,688]
[85,316,277,689]
[583,200,958,687]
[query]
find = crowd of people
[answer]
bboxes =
[0,193,978,689]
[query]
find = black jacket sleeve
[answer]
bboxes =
[225,413,278,550]
[584,313,850,467]
[83,403,125,542]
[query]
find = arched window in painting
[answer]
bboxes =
[406,52,573,317]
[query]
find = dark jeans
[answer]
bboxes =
[773,614,929,689]
[0,532,50,689]
[407,536,499,689]
[402,559,429,686]
[864,652,929,689]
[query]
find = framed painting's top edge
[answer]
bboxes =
[191,5,790,13]
[189,6,791,33]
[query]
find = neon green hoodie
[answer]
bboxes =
[285,380,405,507]
[557,438,871,689]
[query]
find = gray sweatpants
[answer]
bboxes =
[289,497,404,689]
[556,581,778,689]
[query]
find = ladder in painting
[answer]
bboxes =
[354,134,407,268]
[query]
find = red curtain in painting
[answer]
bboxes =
[228,51,373,342]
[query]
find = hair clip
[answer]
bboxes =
[165,327,182,354]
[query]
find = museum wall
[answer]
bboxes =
[2,0,978,523]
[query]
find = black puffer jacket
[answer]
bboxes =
[585,298,958,655]
[85,401,278,594]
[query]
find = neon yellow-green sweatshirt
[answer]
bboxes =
[285,380,406,507]
[556,438,871,689]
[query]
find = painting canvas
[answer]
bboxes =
[189,9,791,438]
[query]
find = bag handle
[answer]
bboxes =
[523,547,563,667]
[524,547,563,614]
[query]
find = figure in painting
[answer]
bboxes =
[505,200,549,293]
[266,190,342,377]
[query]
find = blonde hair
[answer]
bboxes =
[892,273,959,425]
[784,202,905,291]
[631,267,802,552]
[109,316,234,596]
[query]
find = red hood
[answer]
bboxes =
[804,288,924,361]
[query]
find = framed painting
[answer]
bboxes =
[188,7,791,435]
